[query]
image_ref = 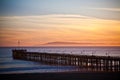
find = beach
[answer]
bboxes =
[0,72,120,80]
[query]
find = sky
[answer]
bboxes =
[0,0,120,46]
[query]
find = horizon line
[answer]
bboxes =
[0,45,120,48]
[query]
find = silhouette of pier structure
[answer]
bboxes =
[12,49,120,72]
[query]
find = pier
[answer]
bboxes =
[12,49,120,72]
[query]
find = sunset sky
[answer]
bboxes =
[0,0,120,46]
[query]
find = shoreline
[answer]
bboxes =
[0,72,120,80]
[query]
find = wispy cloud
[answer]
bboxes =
[0,14,120,46]
[91,8,120,12]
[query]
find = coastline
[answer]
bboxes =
[0,71,120,80]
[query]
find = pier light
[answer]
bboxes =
[91,51,96,56]
[81,51,83,55]
[92,52,94,56]
[106,52,109,57]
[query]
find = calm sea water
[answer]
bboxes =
[0,47,120,74]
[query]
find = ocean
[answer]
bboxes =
[0,46,120,74]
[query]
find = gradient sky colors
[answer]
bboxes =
[0,0,120,46]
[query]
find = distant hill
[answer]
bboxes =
[43,41,103,46]
[44,42,79,45]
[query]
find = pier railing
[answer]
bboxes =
[12,49,120,72]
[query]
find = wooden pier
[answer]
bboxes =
[12,49,120,72]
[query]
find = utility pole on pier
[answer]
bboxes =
[18,40,20,48]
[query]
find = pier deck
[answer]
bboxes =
[12,49,120,72]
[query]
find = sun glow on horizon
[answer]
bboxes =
[0,14,120,47]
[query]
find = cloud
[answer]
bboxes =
[0,14,120,46]
[0,14,91,30]
[91,8,120,12]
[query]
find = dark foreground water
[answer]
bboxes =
[0,46,120,74]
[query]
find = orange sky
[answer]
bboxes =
[0,14,120,46]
